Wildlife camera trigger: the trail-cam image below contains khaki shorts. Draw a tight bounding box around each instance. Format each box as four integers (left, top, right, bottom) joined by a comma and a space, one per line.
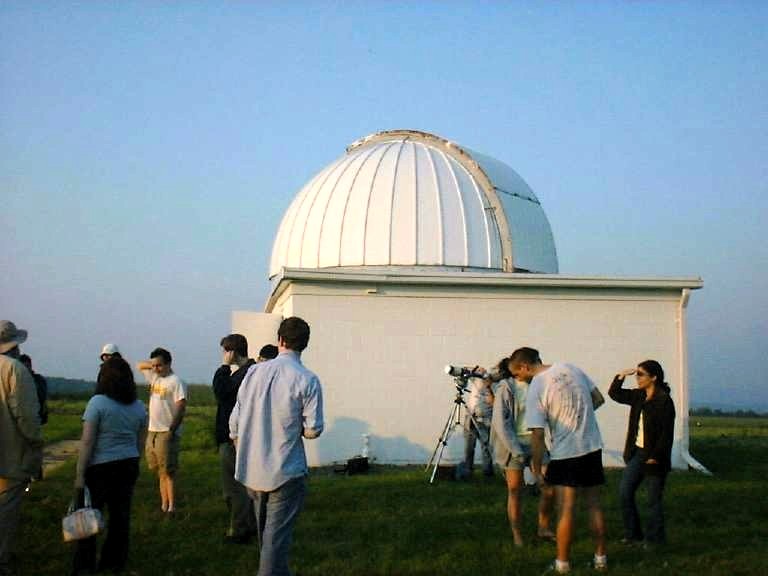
505, 444, 551, 471
146, 431, 180, 474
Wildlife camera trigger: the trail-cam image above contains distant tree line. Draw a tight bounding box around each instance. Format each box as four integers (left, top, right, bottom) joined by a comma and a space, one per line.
46, 377, 94, 398
690, 407, 766, 418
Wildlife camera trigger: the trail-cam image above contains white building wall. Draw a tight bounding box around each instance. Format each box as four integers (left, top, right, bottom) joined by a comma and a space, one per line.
231, 311, 283, 351
246, 277, 693, 469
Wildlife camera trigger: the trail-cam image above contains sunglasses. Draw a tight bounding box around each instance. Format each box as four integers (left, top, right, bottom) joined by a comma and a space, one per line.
636, 371, 649, 377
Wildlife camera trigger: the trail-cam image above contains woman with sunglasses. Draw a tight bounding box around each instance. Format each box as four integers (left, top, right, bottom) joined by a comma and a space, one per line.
609, 360, 675, 546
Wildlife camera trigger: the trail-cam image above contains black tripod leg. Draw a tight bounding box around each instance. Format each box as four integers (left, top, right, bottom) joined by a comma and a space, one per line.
428, 403, 461, 484
426, 402, 459, 471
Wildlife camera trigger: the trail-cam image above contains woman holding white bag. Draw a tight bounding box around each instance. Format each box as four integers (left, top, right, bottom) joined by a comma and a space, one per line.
72, 357, 147, 575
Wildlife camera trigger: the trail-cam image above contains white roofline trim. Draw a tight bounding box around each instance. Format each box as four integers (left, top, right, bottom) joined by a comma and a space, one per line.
265, 266, 703, 312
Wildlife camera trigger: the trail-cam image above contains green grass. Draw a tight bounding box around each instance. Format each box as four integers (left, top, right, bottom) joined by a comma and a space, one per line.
18, 404, 768, 575
43, 398, 89, 444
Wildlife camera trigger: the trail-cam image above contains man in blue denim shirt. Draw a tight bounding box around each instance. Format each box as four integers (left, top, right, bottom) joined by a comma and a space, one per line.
230, 317, 324, 576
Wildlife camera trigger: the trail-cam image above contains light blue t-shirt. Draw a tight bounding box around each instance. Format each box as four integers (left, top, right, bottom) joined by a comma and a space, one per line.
82, 395, 147, 466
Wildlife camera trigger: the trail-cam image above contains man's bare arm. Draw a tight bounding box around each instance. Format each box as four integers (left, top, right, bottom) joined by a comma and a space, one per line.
530, 428, 546, 482
169, 399, 187, 433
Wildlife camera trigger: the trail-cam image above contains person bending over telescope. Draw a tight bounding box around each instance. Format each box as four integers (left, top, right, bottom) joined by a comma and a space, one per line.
508, 347, 607, 574
459, 367, 495, 479
483, 356, 554, 547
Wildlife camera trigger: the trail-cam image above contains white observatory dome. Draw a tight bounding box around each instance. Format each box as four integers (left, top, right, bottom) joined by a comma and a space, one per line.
269, 130, 558, 278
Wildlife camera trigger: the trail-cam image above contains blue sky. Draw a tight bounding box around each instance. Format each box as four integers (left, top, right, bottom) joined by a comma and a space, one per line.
2, 2, 766, 409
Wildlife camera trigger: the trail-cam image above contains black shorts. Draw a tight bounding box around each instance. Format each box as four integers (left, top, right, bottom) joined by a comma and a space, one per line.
545, 449, 605, 487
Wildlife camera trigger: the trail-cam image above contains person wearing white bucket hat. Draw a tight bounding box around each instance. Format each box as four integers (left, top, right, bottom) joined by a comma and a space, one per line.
100, 344, 122, 363
0, 321, 43, 576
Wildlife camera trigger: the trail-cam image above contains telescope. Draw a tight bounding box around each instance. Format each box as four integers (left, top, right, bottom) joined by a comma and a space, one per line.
428, 365, 495, 483
444, 364, 506, 382
444, 364, 485, 380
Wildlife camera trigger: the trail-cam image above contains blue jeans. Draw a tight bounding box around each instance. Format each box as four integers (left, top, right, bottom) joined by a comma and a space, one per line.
619, 448, 667, 543
463, 417, 493, 476
249, 477, 306, 576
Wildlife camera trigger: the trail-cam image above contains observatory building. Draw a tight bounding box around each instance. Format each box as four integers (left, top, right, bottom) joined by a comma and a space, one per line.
234, 129, 704, 470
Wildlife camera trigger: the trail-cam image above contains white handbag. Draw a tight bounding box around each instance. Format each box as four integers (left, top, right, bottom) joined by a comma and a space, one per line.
62, 486, 104, 542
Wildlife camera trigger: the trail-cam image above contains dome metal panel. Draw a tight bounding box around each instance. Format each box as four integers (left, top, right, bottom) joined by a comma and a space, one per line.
269, 130, 558, 278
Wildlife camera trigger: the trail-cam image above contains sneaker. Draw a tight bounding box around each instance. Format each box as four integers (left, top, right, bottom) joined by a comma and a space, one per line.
542, 560, 571, 574
537, 529, 557, 542
223, 533, 252, 545
589, 558, 608, 572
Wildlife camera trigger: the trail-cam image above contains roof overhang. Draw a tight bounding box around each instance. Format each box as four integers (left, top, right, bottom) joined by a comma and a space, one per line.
265, 267, 703, 313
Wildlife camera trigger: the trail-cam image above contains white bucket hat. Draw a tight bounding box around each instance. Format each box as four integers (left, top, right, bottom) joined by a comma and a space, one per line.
100, 343, 120, 357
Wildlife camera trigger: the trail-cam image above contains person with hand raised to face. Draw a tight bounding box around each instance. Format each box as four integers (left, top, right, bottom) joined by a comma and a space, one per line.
609, 360, 675, 548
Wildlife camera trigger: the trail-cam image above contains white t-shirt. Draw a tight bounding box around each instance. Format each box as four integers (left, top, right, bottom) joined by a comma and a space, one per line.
636, 412, 645, 448
142, 371, 187, 434
525, 363, 602, 460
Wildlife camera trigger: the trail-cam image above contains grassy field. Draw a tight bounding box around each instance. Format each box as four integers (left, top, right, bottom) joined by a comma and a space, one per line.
17, 389, 768, 575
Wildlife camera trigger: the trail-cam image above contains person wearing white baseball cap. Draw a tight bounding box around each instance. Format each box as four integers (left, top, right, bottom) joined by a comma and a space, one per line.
0, 321, 43, 576
100, 344, 122, 363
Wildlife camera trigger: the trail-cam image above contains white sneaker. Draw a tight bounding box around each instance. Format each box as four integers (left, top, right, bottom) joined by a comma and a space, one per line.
543, 560, 571, 574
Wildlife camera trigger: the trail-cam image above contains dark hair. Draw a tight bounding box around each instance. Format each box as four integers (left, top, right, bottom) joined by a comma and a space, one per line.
277, 317, 310, 352
508, 347, 542, 366
638, 359, 670, 394
259, 344, 278, 360
96, 357, 137, 404
220, 334, 248, 357
19, 354, 32, 370
150, 347, 172, 365
496, 356, 512, 380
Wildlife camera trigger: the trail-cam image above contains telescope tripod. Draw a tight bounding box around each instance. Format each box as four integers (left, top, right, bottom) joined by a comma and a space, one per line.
426, 380, 492, 484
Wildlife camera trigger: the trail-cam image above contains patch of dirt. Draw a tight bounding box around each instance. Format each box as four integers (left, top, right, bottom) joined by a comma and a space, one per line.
42, 439, 80, 475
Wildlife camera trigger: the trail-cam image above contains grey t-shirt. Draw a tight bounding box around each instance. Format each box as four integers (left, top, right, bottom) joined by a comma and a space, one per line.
82, 395, 147, 465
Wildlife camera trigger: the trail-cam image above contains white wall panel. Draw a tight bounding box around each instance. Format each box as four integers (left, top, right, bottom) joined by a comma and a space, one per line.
249, 281, 687, 469
317, 151, 371, 268
430, 148, 466, 266
390, 142, 418, 265
363, 143, 399, 265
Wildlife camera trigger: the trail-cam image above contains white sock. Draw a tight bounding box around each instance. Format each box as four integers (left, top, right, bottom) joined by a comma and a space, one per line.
555, 559, 570, 573
594, 554, 608, 567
